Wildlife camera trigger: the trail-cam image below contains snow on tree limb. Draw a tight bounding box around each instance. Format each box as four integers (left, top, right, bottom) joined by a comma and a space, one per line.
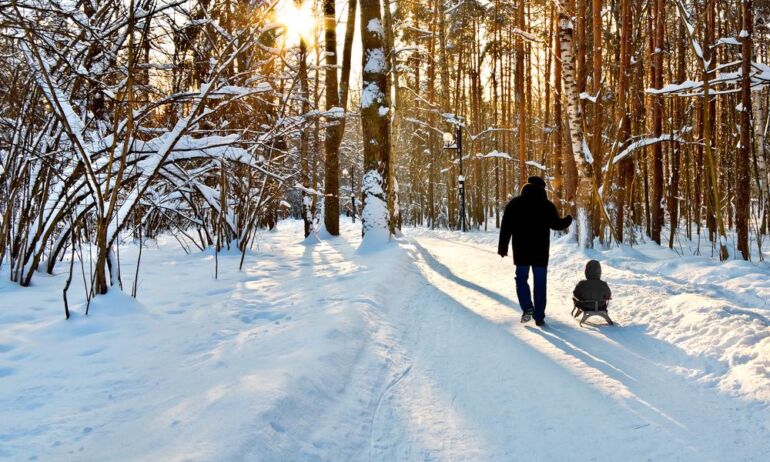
610, 134, 686, 166
647, 62, 770, 96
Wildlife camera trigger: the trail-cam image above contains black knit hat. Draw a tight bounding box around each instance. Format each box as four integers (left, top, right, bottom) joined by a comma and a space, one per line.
527, 176, 546, 188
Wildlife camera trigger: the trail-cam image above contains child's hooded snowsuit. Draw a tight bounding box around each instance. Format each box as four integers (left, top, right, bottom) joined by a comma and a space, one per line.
573, 260, 612, 306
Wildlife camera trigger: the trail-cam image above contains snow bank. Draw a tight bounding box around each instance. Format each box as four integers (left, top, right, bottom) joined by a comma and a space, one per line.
0, 220, 411, 460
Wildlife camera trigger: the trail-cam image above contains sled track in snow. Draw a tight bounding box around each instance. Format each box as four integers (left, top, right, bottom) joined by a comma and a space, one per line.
368, 364, 412, 461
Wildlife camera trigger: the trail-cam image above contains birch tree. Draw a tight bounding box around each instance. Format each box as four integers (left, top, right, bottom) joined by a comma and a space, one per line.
559, 13, 594, 248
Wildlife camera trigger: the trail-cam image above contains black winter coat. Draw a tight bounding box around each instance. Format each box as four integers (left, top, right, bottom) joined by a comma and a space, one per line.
573, 260, 612, 303
497, 184, 572, 267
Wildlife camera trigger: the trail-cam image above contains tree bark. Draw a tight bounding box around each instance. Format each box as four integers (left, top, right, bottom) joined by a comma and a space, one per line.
552, 4, 564, 212
736, 0, 753, 259
299, 37, 312, 238
669, 18, 686, 249
559, 14, 593, 248
516, 0, 527, 186
615, 0, 633, 243
650, 0, 664, 244
323, 0, 341, 236
359, 0, 391, 239
381, 0, 400, 233
591, 0, 603, 239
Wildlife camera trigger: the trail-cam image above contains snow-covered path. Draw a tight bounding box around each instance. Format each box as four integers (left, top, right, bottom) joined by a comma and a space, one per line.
2, 222, 769, 461
373, 233, 769, 460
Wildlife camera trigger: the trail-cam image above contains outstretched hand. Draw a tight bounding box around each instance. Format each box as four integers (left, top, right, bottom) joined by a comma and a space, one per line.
565, 214, 573, 226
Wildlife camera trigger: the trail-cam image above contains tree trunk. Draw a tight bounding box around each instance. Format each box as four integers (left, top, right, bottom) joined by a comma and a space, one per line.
427, 0, 438, 229
590, 0, 604, 241
359, 0, 391, 240
615, 0, 632, 243
551, 4, 564, 213
323, 0, 341, 236
559, 14, 594, 248
340, 0, 357, 110
650, 0, 664, 244
736, 0, 753, 259
668, 18, 686, 249
299, 37, 312, 238
701, 0, 728, 259
516, 0, 527, 186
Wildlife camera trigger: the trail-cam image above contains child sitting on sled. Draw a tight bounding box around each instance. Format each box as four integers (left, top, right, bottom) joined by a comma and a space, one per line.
572, 260, 614, 325
573, 260, 612, 307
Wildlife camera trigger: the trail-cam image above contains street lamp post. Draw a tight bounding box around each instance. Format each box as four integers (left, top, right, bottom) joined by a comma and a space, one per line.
342, 167, 357, 223
444, 123, 466, 232
457, 124, 465, 232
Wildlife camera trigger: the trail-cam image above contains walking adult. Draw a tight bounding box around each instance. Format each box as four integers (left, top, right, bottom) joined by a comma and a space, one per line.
498, 176, 572, 326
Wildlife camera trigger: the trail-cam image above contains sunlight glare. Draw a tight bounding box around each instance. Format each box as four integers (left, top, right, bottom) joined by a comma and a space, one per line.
276, 0, 314, 46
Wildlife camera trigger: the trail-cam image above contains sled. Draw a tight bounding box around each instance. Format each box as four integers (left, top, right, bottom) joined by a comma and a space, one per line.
572, 296, 614, 326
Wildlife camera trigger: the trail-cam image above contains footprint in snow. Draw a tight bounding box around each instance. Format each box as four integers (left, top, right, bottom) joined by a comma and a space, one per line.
77, 347, 104, 357
0, 367, 16, 377
205, 288, 230, 296
238, 311, 287, 324
269, 421, 285, 433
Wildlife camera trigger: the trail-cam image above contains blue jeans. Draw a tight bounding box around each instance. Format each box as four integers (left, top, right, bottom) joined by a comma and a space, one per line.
515, 266, 548, 321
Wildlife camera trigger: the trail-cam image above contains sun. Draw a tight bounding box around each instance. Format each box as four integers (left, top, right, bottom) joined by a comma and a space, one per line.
276, 0, 315, 46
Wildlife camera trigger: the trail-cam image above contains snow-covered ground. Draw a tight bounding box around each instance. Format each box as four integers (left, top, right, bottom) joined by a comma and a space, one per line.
1, 220, 769, 461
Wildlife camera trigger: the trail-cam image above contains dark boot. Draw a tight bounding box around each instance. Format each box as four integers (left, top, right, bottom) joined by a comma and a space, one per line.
520, 309, 533, 323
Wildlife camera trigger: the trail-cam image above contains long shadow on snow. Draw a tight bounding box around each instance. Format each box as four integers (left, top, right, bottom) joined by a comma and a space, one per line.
521, 318, 757, 448
411, 239, 710, 377
243, 239, 379, 461
401, 252, 724, 457
549, 245, 742, 377
410, 241, 662, 391
524, 324, 641, 383
413, 239, 729, 381
411, 240, 694, 384
406, 240, 758, 454
551, 316, 728, 382
411, 241, 516, 310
